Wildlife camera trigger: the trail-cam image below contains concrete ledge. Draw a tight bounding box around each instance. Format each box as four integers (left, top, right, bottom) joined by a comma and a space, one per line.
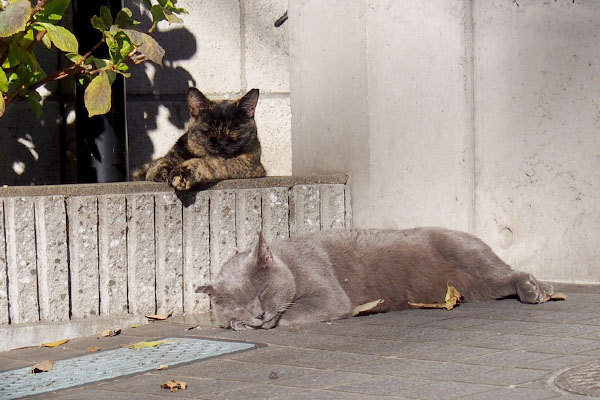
0, 176, 351, 351
0, 175, 347, 197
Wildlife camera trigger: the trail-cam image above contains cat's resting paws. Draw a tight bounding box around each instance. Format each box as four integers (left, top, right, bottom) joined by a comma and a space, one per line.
168, 168, 193, 191
516, 274, 554, 303
146, 165, 170, 182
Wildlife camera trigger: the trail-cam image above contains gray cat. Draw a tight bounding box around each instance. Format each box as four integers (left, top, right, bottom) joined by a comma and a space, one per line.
196, 228, 554, 330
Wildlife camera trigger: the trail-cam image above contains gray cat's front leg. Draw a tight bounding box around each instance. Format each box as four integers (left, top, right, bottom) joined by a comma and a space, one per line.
276, 295, 353, 327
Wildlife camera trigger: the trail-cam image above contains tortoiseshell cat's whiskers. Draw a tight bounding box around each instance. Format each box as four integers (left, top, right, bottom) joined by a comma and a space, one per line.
133, 87, 266, 189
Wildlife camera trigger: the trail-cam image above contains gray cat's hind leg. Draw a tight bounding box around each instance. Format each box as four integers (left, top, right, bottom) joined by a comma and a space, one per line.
515, 273, 554, 303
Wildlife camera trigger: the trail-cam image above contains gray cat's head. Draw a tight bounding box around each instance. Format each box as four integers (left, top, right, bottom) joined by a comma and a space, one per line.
196, 235, 295, 330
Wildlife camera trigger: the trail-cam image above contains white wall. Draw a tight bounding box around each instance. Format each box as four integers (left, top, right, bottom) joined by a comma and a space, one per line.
289, 0, 600, 283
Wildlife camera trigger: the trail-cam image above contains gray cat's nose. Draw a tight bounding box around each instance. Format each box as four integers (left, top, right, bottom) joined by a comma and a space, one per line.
256, 312, 265, 320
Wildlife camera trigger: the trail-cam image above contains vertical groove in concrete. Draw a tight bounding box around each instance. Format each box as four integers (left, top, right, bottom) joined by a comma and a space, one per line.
155, 194, 183, 315
5, 198, 39, 324
98, 196, 128, 317
209, 190, 237, 279
344, 185, 353, 228
320, 185, 346, 230
289, 185, 321, 237
34, 196, 69, 322
182, 192, 210, 314
235, 189, 262, 252
126, 194, 155, 315
261, 187, 290, 243
0, 200, 8, 325
465, 0, 477, 235
67, 196, 99, 319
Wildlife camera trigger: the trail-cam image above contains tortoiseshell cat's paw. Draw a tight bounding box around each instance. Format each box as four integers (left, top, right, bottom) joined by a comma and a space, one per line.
516, 274, 554, 304
168, 168, 194, 191
145, 165, 170, 182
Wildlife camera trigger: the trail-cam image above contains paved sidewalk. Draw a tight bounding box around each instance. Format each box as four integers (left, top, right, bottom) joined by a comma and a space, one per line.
1, 283, 599, 399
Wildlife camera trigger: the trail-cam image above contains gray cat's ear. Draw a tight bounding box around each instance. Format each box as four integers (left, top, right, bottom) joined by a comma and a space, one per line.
195, 284, 214, 296
256, 233, 273, 266
238, 89, 259, 118
188, 87, 211, 118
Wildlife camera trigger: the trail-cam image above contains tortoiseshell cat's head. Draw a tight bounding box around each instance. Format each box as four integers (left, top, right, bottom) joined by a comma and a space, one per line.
186, 88, 260, 157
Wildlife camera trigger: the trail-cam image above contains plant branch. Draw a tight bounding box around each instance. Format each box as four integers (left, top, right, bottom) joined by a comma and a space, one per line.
4, 39, 105, 107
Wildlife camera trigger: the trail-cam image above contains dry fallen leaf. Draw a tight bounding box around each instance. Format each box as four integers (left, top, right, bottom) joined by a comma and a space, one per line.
101, 328, 121, 337
157, 364, 169, 370
145, 312, 173, 321
161, 380, 187, 392
353, 299, 385, 316
87, 346, 101, 352
408, 283, 464, 311
41, 339, 69, 348
185, 325, 199, 331
126, 340, 170, 350
544, 292, 568, 302
31, 360, 54, 374
145, 311, 173, 320
130, 324, 140, 328
269, 371, 279, 379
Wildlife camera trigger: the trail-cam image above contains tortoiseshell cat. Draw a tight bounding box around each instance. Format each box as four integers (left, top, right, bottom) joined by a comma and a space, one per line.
133, 88, 266, 190
197, 228, 554, 330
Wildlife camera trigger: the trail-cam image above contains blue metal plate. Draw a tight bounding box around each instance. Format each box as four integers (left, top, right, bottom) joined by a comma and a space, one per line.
0, 337, 257, 399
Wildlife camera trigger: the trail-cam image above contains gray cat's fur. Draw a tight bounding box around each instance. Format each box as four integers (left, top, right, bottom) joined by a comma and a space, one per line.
196, 228, 553, 330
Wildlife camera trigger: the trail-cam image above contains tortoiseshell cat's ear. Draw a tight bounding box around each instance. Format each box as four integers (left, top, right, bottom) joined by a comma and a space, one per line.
187, 87, 211, 118
238, 88, 260, 118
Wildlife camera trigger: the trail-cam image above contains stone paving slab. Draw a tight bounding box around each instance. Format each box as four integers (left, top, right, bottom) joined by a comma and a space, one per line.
0, 285, 598, 399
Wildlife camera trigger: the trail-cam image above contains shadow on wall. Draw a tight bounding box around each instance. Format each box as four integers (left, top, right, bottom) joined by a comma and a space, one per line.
126, 26, 198, 177
0, 102, 62, 186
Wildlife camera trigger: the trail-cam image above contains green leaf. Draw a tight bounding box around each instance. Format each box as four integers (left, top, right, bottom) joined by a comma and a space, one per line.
121, 29, 165, 65
0, 0, 32, 38
0, 68, 8, 92
41, 31, 52, 48
150, 5, 166, 24
25, 90, 42, 118
65, 52, 83, 64
100, 5, 113, 27
115, 8, 138, 28
35, 0, 70, 23
84, 71, 111, 117
91, 15, 106, 32
0, 95, 5, 118
34, 22, 78, 53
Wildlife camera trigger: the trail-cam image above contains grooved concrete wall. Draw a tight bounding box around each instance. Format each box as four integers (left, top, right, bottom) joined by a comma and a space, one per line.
0, 177, 349, 342
290, 0, 600, 283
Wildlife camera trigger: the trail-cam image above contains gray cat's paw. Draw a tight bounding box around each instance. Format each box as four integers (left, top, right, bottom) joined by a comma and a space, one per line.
230, 321, 255, 331
516, 274, 554, 304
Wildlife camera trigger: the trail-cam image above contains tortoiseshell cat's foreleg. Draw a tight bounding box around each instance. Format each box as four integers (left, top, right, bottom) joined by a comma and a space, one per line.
140, 157, 181, 182
168, 153, 266, 190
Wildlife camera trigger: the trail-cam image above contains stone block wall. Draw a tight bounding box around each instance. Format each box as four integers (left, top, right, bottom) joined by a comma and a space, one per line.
0, 176, 349, 351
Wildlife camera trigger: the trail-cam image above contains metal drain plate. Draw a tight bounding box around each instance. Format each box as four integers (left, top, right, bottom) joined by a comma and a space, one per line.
553, 360, 600, 397
0, 337, 257, 399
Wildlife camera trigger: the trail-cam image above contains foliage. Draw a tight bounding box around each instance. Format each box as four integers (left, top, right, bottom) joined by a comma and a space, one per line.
0, 0, 186, 118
